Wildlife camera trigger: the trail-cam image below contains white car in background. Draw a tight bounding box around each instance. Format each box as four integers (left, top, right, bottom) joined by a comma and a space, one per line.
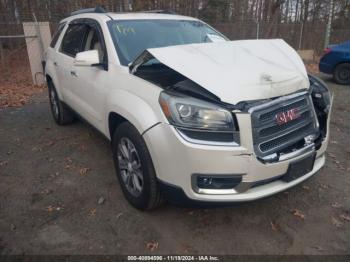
45, 7, 332, 210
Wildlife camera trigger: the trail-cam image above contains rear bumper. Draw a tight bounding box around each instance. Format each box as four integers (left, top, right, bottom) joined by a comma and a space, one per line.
319, 60, 334, 74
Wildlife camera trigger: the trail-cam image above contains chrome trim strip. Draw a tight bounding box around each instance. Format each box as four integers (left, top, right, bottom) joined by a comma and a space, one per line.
278, 143, 315, 161
176, 128, 240, 147
248, 91, 308, 113
197, 188, 239, 195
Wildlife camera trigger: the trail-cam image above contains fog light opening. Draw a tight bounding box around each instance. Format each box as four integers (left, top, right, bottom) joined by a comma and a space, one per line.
196, 175, 242, 190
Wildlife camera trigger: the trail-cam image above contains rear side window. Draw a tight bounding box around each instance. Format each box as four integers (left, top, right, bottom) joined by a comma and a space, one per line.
50, 22, 66, 48
60, 24, 88, 57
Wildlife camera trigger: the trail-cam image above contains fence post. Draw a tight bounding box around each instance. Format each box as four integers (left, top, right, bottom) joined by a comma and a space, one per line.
324, 0, 334, 48
298, 22, 304, 50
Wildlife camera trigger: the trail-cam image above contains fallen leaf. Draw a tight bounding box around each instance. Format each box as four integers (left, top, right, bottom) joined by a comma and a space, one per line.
311, 246, 324, 251
44, 141, 55, 147
0, 160, 8, 167
188, 210, 195, 215
79, 167, 90, 176
46, 206, 55, 212
328, 153, 336, 159
319, 183, 329, 189
292, 209, 305, 220
97, 196, 105, 205
338, 165, 345, 171
89, 208, 96, 216
79, 144, 87, 152
331, 202, 343, 209
270, 221, 279, 231
302, 185, 310, 190
332, 217, 343, 228
146, 241, 159, 252
340, 214, 350, 222
65, 157, 74, 169
41, 189, 52, 195
180, 243, 191, 253
46, 205, 63, 212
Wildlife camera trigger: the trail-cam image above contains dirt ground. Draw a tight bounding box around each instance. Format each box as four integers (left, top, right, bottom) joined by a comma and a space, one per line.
0, 75, 349, 255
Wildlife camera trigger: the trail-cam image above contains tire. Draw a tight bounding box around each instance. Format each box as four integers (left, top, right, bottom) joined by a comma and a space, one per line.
112, 122, 163, 210
47, 81, 75, 125
333, 63, 350, 85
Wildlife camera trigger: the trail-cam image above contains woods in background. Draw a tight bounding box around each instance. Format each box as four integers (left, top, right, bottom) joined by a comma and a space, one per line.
0, 0, 349, 53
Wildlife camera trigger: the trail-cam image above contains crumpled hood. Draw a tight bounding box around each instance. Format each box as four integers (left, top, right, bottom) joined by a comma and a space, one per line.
141, 39, 309, 104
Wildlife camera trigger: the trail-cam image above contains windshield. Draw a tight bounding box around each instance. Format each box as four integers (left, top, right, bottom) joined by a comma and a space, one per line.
107, 19, 227, 66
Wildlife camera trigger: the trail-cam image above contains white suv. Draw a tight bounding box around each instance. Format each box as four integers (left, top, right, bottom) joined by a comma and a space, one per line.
45, 7, 332, 210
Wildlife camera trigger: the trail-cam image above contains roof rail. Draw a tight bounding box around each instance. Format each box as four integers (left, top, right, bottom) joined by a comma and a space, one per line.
140, 10, 177, 15
70, 6, 107, 16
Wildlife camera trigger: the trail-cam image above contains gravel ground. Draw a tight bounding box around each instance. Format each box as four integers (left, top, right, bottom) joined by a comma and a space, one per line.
0, 75, 349, 255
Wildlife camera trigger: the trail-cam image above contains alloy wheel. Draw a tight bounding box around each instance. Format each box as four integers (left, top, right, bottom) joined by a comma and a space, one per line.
117, 137, 144, 197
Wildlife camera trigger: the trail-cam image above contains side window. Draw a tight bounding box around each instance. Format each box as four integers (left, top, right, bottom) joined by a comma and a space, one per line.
60, 24, 88, 57
50, 22, 66, 48
83, 27, 105, 62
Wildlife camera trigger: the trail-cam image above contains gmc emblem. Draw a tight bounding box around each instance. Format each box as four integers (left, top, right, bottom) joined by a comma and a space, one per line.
275, 108, 300, 125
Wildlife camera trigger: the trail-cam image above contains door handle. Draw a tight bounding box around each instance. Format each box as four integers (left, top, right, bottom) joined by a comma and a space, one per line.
70, 71, 77, 77
54, 62, 58, 67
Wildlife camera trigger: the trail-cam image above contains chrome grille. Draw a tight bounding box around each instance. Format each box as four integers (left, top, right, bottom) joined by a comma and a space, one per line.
250, 93, 319, 157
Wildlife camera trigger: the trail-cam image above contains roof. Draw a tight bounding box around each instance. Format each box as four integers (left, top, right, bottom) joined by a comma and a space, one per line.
107, 12, 198, 21
62, 12, 198, 23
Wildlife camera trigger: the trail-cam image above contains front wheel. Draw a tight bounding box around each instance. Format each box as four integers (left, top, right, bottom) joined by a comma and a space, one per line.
112, 122, 163, 210
333, 63, 350, 85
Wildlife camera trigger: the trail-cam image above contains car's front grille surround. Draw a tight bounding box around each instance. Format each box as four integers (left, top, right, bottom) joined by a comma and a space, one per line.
250, 92, 319, 158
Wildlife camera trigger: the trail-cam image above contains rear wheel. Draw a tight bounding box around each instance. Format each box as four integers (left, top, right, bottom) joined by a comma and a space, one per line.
48, 81, 75, 125
112, 122, 163, 210
333, 63, 350, 85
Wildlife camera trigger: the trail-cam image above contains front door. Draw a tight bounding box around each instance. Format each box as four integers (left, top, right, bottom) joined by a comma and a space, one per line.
69, 20, 110, 132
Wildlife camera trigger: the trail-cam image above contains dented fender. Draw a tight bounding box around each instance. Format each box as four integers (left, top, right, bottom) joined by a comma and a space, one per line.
104, 88, 162, 139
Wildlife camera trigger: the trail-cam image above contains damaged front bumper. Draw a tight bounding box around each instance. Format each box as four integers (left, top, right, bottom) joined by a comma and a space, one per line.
143, 122, 328, 203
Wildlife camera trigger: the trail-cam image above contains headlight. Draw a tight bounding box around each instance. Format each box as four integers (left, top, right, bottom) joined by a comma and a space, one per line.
159, 91, 239, 145
309, 75, 331, 114
309, 74, 332, 145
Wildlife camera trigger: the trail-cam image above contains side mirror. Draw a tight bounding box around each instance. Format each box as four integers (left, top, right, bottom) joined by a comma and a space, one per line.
74, 50, 100, 67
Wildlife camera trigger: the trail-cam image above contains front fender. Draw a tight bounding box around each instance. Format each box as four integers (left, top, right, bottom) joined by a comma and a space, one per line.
105, 89, 162, 139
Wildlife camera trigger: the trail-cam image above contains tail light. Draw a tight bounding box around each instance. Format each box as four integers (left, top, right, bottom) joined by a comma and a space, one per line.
323, 47, 332, 56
